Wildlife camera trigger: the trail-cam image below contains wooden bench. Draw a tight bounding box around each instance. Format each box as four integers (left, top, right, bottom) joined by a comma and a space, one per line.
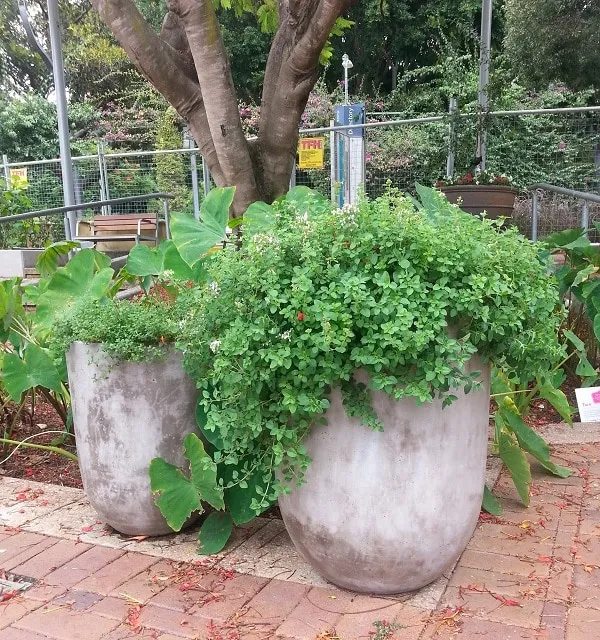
74, 214, 161, 246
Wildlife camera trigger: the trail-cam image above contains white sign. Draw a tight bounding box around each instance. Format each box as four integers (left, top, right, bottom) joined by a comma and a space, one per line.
575, 386, 600, 422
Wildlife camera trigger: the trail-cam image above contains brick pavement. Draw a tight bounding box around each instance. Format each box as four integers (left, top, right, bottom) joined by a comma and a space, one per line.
1, 442, 599, 639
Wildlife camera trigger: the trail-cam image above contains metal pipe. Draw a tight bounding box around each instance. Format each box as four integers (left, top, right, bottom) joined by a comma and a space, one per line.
162, 199, 171, 240
582, 199, 590, 232
202, 157, 211, 197
477, 0, 493, 171
47, 0, 76, 238
190, 147, 200, 220
2, 154, 10, 188
526, 183, 600, 204
446, 96, 458, 178
330, 118, 336, 204
0, 193, 175, 224
531, 191, 539, 242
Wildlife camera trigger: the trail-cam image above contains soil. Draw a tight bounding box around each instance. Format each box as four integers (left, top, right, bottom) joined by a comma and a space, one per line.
0, 376, 582, 490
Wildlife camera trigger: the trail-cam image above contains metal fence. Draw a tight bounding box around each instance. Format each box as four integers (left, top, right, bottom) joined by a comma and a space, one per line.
2, 106, 600, 244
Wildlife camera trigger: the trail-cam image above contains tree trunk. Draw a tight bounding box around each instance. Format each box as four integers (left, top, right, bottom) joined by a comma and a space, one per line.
92, 0, 353, 215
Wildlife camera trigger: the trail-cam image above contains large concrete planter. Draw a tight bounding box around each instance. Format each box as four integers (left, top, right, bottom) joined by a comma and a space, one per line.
66, 342, 198, 536
441, 185, 517, 220
278, 358, 490, 594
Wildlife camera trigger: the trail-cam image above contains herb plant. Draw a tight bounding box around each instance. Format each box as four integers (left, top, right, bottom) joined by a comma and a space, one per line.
146, 185, 568, 551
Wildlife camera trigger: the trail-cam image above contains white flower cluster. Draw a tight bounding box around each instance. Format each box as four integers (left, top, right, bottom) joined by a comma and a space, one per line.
208, 281, 221, 295
209, 339, 221, 353
252, 233, 281, 254
279, 330, 291, 341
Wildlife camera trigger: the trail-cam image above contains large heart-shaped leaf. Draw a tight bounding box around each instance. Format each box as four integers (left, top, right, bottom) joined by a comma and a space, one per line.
36, 241, 80, 278
170, 213, 227, 269
186, 433, 224, 511
243, 201, 276, 236
126, 240, 199, 281
149, 458, 202, 531
2, 344, 63, 401
543, 228, 590, 250
200, 187, 235, 231
224, 467, 273, 525
36, 250, 114, 328
197, 511, 233, 555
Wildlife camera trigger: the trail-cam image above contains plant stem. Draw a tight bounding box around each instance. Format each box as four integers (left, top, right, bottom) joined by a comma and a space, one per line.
0, 438, 77, 461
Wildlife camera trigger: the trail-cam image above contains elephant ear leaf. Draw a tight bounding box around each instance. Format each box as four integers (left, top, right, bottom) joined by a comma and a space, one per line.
2, 344, 62, 401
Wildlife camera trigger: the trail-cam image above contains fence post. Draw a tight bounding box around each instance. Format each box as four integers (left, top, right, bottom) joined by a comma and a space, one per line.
329, 119, 336, 204
531, 190, 539, 242
202, 157, 211, 197
189, 145, 201, 220
289, 159, 296, 189
98, 141, 111, 214
446, 96, 458, 178
2, 154, 10, 189
582, 199, 590, 235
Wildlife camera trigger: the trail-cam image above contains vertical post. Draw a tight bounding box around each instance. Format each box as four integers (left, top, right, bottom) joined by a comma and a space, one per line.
47, 0, 75, 239
289, 159, 296, 189
329, 119, 336, 204
2, 155, 10, 188
162, 199, 171, 239
531, 190, 539, 242
582, 199, 590, 235
477, 0, 492, 171
190, 147, 201, 220
202, 157, 211, 197
98, 141, 110, 214
446, 96, 458, 178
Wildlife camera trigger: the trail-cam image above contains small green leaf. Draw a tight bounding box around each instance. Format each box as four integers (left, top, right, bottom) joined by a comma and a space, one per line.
498, 431, 531, 506
482, 485, 503, 516
149, 458, 202, 532
197, 511, 233, 555
196, 401, 225, 450
576, 354, 597, 378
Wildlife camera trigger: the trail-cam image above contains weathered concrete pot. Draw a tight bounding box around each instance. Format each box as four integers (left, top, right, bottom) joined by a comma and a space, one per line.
67, 342, 198, 536
278, 358, 490, 594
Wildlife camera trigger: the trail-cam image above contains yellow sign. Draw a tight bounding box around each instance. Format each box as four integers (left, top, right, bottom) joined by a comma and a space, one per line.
298, 138, 325, 169
9, 167, 28, 187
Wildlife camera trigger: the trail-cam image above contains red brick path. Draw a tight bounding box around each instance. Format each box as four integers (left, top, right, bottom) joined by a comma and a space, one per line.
1, 443, 599, 639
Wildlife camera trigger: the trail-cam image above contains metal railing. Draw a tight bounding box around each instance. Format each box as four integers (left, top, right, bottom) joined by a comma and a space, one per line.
528, 184, 600, 242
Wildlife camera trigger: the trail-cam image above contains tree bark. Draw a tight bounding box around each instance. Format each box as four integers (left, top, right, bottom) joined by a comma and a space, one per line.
93, 0, 353, 214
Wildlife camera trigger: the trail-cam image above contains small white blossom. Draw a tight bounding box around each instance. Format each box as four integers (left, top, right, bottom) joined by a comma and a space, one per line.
210, 339, 221, 353
280, 330, 291, 341
208, 281, 220, 295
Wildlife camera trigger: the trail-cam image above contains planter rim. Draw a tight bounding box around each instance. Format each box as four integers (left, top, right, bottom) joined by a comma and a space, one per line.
440, 184, 519, 194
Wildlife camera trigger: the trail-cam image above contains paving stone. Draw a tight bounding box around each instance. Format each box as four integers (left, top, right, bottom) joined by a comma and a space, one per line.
458, 549, 551, 577
334, 602, 428, 640
53, 589, 104, 611
448, 566, 541, 598
546, 563, 574, 604
44, 545, 125, 587
0, 531, 58, 568
421, 616, 540, 639
440, 585, 543, 628
190, 573, 269, 621
579, 510, 600, 536
571, 565, 600, 610
89, 596, 131, 621
14, 605, 120, 640
138, 604, 209, 638
0, 597, 43, 630
73, 551, 157, 595
10, 539, 91, 578
468, 532, 554, 557
566, 606, 600, 640
0, 629, 50, 640
570, 536, 600, 567
22, 583, 68, 603
238, 577, 308, 623
274, 592, 343, 640
542, 602, 568, 630
108, 559, 173, 603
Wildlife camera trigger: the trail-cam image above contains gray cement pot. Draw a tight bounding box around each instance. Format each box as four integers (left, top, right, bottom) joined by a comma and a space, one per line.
278, 358, 490, 594
67, 342, 198, 536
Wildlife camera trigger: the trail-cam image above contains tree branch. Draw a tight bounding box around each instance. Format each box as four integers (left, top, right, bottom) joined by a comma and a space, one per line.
174, 0, 260, 213
92, 0, 224, 185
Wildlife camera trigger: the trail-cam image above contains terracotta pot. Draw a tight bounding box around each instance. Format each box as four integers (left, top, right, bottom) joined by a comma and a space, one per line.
441, 185, 518, 220
278, 358, 491, 594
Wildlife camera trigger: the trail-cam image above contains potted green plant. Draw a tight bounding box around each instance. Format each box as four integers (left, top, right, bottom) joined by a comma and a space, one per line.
435, 171, 518, 220
147, 185, 568, 594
